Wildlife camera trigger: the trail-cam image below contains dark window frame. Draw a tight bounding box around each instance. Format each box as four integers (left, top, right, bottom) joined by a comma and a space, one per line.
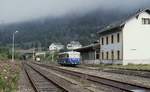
142, 18, 150, 24
102, 37, 104, 45
106, 51, 109, 60
117, 33, 120, 43
111, 50, 114, 60
96, 50, 100, 59
102, 52, 104, 60
111, 35, 114, 44
117, 50, 120, 60
106, 36, 109, 45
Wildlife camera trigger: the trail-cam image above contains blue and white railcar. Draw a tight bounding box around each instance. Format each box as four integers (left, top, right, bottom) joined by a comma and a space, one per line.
58, 51, 80, 66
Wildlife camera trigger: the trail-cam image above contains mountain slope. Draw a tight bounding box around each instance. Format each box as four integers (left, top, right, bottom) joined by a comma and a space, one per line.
0, 8, 139, 49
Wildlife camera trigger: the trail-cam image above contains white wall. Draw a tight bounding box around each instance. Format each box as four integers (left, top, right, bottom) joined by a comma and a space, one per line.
49, 44, 56, 51
123, 12, 150, 65
49, 44, 64, 51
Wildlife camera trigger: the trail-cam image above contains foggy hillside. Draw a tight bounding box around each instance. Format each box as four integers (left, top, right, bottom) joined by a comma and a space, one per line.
0, 8, 146, 49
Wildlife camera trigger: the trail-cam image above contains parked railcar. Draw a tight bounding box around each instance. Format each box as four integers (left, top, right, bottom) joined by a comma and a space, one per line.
57, 51, 80, 66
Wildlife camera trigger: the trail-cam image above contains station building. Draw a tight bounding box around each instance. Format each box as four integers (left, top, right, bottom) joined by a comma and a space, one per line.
74, 43, 100, 64
98, 9, 150, 65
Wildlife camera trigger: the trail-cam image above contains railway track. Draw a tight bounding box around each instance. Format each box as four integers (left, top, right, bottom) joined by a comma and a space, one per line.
24, 63, 67, 92
78, 65, 150, 79
34, 62, 150, 92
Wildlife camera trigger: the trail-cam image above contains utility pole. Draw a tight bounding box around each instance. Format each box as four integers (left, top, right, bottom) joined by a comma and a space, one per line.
12, 30, 18, 62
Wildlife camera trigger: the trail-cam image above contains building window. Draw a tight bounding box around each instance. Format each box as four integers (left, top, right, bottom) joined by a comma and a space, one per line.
142, 18, 150, 24
117, 50, 120, 60
96, 51, 100, 59
106, 36, 109, 44
117, 33, 120, 43
111, 50, 114, 60
111, 35, 114, 44
101, 37, 104, 45
106, 52, 109, 60
102, 52, 104, 60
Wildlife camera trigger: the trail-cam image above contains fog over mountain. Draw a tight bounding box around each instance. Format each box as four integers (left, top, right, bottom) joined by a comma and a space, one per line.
0, 0, 150, 24
0, 1, 150, 49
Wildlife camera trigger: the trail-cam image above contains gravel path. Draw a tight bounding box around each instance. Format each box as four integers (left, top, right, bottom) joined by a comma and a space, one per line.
17, 67, 34, 92
59, 66, 150, 88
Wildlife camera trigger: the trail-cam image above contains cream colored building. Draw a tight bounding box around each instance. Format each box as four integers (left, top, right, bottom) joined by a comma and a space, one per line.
98, 9, 150, 65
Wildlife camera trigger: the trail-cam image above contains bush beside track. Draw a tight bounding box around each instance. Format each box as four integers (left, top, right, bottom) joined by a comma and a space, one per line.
0, 61, 20, 92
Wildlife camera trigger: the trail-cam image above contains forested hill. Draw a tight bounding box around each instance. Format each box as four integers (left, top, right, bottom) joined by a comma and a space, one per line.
0, 8, 136, 49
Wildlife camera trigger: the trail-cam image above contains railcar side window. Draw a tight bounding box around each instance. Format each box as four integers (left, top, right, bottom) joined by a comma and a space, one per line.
67, 54, 69, 58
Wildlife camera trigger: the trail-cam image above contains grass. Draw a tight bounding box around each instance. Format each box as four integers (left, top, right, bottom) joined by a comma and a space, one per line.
0, 61, 20, 92
81, 64, 150, 71
107, 64, 150, 71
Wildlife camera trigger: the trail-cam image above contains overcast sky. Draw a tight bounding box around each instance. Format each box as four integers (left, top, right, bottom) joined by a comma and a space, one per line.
0, 0, 150, 24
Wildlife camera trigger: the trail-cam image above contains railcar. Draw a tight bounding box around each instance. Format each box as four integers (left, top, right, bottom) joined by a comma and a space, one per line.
57, 51, 80, 66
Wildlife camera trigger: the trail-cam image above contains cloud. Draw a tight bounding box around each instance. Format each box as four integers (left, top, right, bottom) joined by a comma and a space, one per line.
0, 0, 149, 23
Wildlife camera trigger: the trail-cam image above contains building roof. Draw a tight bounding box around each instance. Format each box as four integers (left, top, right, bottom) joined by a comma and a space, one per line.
74, 43, 100, 52
98, 8, 150, 34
